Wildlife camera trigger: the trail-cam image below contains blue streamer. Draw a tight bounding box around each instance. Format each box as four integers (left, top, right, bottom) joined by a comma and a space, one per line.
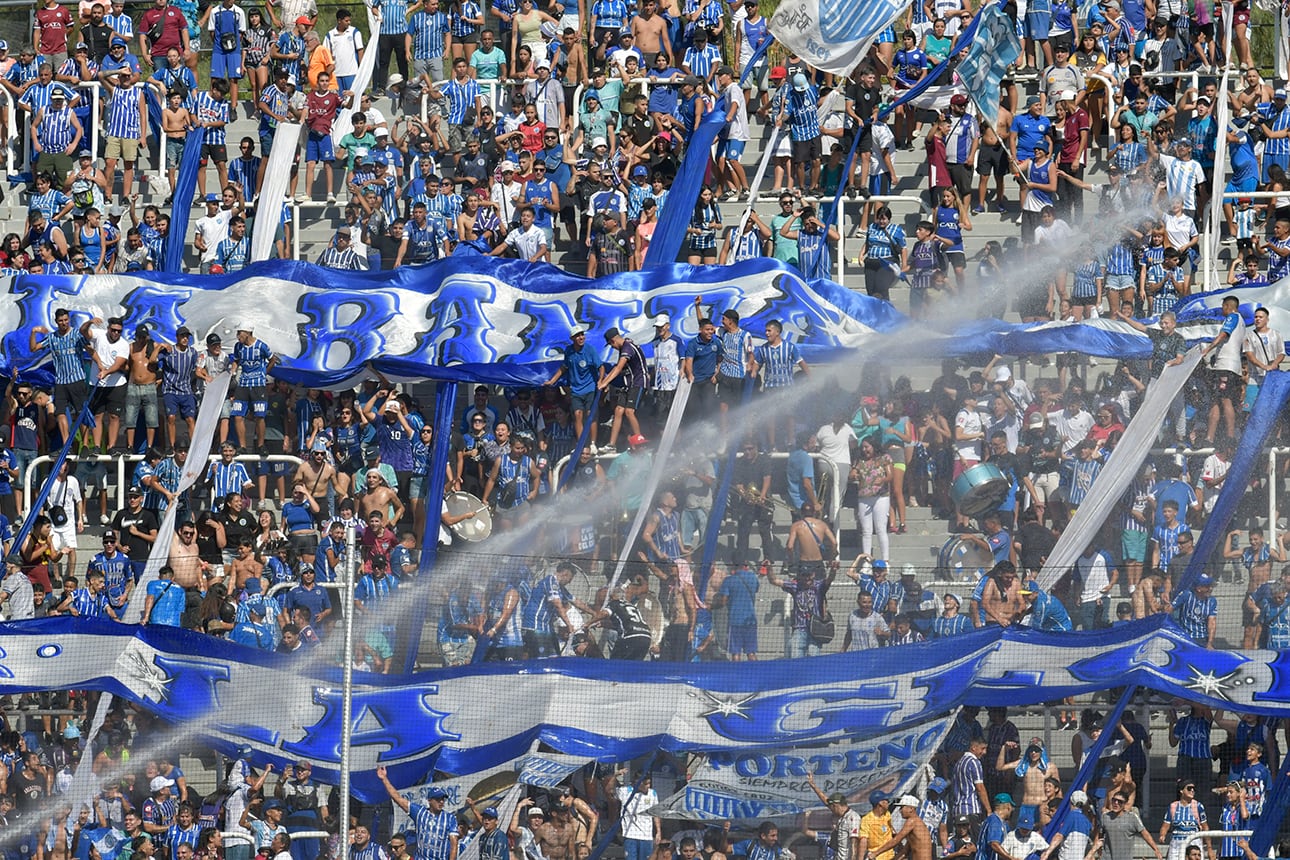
163, 128, 207, 273
876, 12, 981, 123
405, 383, 460, 672
1249, 740, 1290, 854
1179, 371, 1290, 595
558, 389, 602, 489
1041, 685, 1137, 840
642, 104, 731, 268
696, 376, 754, 601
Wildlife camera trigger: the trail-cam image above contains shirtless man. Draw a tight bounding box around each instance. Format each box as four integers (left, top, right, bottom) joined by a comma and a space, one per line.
997, 740, 1060, 822
539, 804, 581, 860
294, 444, 346, 508
161, 89, 193, 194
167, 519, 206, 587
41, 804, 78, 860
871, 797, 931, 860
126, 325, 162, 451
1132, 571, 1169, 619
981, 561, 1024, 627
785, 501, 837, 571
630, 0, 672, 65
228, 537, 263, 591
359, 469, 405, 525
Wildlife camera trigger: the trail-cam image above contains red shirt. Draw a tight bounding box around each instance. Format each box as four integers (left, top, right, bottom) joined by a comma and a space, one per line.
520, 120, 545, 153
140, 5, 188, 57
306, 90, 341, 134
35, 4, 71, 56
1060, 108, 1091, 167
925, 134, 951, 190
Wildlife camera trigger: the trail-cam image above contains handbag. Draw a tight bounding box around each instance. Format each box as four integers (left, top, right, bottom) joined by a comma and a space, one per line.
809, 610, 835, 643
48, 481, 69, 528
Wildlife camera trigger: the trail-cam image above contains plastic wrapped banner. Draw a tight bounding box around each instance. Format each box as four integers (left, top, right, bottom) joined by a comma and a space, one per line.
650, 713, 955, 820
1038, 346, 1204, 589
251, 122, 303, 262
1, 617, 1289, 799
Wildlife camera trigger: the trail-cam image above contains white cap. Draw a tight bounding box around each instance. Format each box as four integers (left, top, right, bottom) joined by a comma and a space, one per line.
1069, 790, 1089, 806
591, 136, 608, 148
653, 314, 670, 327
500, 160, 518, 172
993, 366, 1010, 382
1058, 89, 1076, 101
236, 323, 253, 333
375, 127, 390, 137
897, 795, 920, 809
388, 73, 404, 85
150, 776, 175, 792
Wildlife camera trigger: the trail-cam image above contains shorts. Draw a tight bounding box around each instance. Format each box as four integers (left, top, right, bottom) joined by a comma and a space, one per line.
1025, 10, 1051, 37
439, 637, 474, 666
1226, 174, 1257, 195
1209, 369, 1241, 403
409, 474, 429, 500
1031, 470, 1061, 504
91, 384, 127, 418
447, 123, 473, 151
717, 137, 746, 160
946, 249, 966, 271
1243, 600, 1259, 627
259, 131, 275, 158
54, 380, 89, 415
231, 385, 268, 418
201, 142, 228, 164
288, 530, 319, 557
948, 162, 974, 197
124, 382, 160, 427
166, 137, 185, 169
163, 392, 197, 418
607, 387, 644, 411
1122, 528, 1148, 563
868, 173, 891, 196
977, 143, 1008, 178
306, 130, 334, 162
1072, 293, 1098, 306
717, 373, 748, 406
1105, 272, 1135, 292
455, 30, 478, 43
727, 623, 758, 655
792, 136, 821, 164
210, 47, 244, 80
1235, 7, 1250, 26
105, 135, 140, 162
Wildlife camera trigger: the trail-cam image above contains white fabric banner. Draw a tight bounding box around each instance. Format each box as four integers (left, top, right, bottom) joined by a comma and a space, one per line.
649, 713, 955, 820
251, 123, 304, 263
1037, 346, 1204, 588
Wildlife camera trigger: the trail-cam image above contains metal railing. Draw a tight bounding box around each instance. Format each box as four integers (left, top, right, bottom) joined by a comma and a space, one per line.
837, 194, 937, 282
6, 79, 103, 185
21, 453, 305, 517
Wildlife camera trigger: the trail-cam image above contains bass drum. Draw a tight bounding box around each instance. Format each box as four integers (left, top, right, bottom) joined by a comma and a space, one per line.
446, 491, 492, 541
937, 534, 995, 582
950, 462, 1010, 518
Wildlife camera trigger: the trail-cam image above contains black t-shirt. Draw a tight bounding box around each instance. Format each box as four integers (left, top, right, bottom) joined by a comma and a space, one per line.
607, 598, 651, 639
82, 21, 113, 61
112, 507, 160, 560
623, 113, 657, 147
1016, 521, 1056, 571
220, 508, 255, 546
732, 453, 771, 493
850, 83, 881, 126
1022, 427, 1061, 473
374, 233, 402, 270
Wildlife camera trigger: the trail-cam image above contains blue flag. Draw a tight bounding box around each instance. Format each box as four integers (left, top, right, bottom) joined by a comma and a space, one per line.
955, 3, 1021, 126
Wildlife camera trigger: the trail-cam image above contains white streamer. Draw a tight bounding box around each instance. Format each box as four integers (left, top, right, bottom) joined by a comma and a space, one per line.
251, 124, 305, 263
1037, 346, 1204, 588
331, 6, 382, 148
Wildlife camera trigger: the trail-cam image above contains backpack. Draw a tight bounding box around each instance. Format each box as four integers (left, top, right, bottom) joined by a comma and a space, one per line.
71, 178, 95, 209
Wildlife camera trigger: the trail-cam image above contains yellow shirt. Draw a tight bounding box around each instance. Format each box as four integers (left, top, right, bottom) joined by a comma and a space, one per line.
860, 811, 893, 860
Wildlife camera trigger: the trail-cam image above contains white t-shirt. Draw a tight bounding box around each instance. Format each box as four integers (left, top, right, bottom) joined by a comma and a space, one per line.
505, 224, 547, 260
817, 422, 857, 468
1, 570, 33, 620
48, 475, 82, 531
1049, 408, 1093, 455
723, 82, 749, 142
1246, 326, 1284, 381
92, 329, 131, 387
954, 408, 983, 462
1074, 550, 1113, 603
1212, 311, 1247, 374
325, 25, 365, 77
617, 785, 658, 841
1199, 453, 1230, 513
195, 210, 233, 264
1163, 211, 1197, 251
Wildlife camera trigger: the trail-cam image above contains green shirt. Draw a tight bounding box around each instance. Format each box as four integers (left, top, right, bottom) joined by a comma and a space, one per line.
470, 46, 508, 79
338, 131, 377, 170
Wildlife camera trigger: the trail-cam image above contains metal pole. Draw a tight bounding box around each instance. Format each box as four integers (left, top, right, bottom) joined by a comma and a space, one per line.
1272, 449, 1280, 549
339, 523, 358, 851
1204, 1, 1236, 292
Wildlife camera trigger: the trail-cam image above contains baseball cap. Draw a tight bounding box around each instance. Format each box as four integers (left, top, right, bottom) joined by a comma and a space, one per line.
603, 327, 622, 342
993, 793, 1015, 805
955, 816, 972, 826
633, 165, 649, 177
1197, 95, 1212, 105
683, 74, 701, 86
102, 530, 118, 542
897, 795, 920, 809
592, 136, 608, 148
950, 93, 968, 107
826, 792, 847, 805
176, 326, 191, 337
375, 127, 390, 137
585, 88, 601, 102
1026, 95, 1041, 106
481, 807, 499, 819
536, 59, 551, 70
126, 486, 143, 497
1069, 790, 1089, 806
426, 787, 448, 799
49, 88, 66, 100
311, 438, 329, 452
868, 790, 889, 806
206, 193, 219, 203
110, 35, 127, 47
285, 73, 297, 86
1033, 139, 1050, 152
295, 14, 311, 24
653, 313, 670, 327
207, 332, 222, 344
150, 776, 175, 792
527, 806, 546, 818
792, 72, 809, 92
717, 65, 734, 77
63, 724, 80, 739
770, 65, 787, 80
1276, 88, 1286, 99
1017, 813, 1035, 831
928, 778, 949, 794
1027, 412, 1044, 427
0, 41, 8, 51
500, 160, 518, 172
1195, 573, 1214, 587
872, 559, 888, 570
236, 323, 253, 333
628, 434, 648, 446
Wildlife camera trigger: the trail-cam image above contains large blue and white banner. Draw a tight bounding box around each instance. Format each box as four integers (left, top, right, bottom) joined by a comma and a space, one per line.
2, 618, 1290, 800
651, 715, 955, 820
769, 0, 910, 74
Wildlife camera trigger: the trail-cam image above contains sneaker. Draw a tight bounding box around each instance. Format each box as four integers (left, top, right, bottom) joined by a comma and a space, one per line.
598, 444, 616, 454
294, 193, 308, 204
997, 200, 1010, 212
898, 524, 907, 534
327, 193, 336, 204
908, 498, 919, 507
100, 514, 110, 526
1222, 235, 1235, 244
971, 205, 985, 215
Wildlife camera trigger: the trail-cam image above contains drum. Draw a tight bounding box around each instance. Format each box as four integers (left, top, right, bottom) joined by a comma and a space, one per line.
950, 462, 1010, 517
551, 514, 597, 557
938, 535, 994, 581
446, 491, 493, 541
